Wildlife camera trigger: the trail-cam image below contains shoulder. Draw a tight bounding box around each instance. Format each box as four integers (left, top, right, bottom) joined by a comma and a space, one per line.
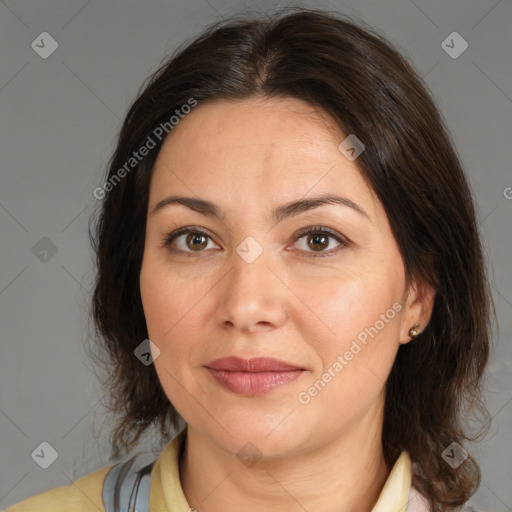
4, 463, 115, 512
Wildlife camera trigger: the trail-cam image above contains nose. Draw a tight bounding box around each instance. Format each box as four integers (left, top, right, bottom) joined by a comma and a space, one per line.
215, 246, 288, 334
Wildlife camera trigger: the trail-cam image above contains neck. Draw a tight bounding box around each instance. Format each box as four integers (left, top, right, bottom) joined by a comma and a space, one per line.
179, 401, 392, 512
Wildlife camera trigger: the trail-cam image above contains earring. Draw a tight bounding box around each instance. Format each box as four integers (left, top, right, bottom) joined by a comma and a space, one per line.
408, 323, 421, 338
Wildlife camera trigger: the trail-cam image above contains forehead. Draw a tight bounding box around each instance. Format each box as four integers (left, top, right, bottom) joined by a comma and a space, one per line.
155, 96, 343, 167
149, 96, 379, 223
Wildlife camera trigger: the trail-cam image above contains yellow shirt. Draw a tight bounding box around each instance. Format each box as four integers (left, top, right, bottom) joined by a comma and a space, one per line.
6, 427, 428, 511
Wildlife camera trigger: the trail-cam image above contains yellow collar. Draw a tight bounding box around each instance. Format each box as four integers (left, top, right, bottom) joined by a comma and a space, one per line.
152, 427, 413, 511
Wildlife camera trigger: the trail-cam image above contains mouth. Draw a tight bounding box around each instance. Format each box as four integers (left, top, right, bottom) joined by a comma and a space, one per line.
204, 356, 306, 397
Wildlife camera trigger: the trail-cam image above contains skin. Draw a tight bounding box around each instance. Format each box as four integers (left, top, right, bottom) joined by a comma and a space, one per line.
139, 96, 435, 512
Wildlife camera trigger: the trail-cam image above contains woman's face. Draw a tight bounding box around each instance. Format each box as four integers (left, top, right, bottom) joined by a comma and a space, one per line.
140, 96, 432, 457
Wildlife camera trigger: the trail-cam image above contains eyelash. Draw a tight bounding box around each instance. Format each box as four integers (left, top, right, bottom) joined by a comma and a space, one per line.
161, 225, 349, 258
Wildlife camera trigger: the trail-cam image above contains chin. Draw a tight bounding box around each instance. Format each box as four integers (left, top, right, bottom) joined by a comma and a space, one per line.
206, 417, 313, 460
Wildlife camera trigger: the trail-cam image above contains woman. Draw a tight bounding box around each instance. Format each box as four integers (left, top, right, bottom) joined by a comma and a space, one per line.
7, 7, 494, 512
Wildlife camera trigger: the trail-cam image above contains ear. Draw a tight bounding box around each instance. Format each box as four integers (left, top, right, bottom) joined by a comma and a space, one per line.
399, 278, 436, 345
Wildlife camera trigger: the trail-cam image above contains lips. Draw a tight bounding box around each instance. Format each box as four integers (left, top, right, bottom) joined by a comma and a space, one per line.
204, 357, 306, 396
205, 356, 304, 372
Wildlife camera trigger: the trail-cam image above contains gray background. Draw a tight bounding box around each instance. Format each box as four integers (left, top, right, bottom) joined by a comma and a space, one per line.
0, 0, 511, 510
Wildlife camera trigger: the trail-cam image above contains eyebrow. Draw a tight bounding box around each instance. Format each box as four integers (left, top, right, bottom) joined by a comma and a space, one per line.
151, 194, 371, 223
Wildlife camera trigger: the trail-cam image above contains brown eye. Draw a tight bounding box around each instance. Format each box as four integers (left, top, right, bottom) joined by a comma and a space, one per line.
163, 227, 218, 256
293, 227, 348, 258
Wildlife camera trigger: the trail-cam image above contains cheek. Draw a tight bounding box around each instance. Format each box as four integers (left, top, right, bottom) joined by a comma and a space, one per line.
294, 277, 400, 419
140, 256, 191, 345
140, 256, 210, 386
294, 268, 401, 345
139, 263, 195, 402
291, 267, 403, 404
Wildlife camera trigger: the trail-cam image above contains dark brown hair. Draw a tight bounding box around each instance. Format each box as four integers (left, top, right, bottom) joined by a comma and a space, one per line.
87, 7, 496, 511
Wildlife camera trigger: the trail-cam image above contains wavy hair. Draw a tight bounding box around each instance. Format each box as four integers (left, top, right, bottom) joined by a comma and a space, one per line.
87, 7, 496, 511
